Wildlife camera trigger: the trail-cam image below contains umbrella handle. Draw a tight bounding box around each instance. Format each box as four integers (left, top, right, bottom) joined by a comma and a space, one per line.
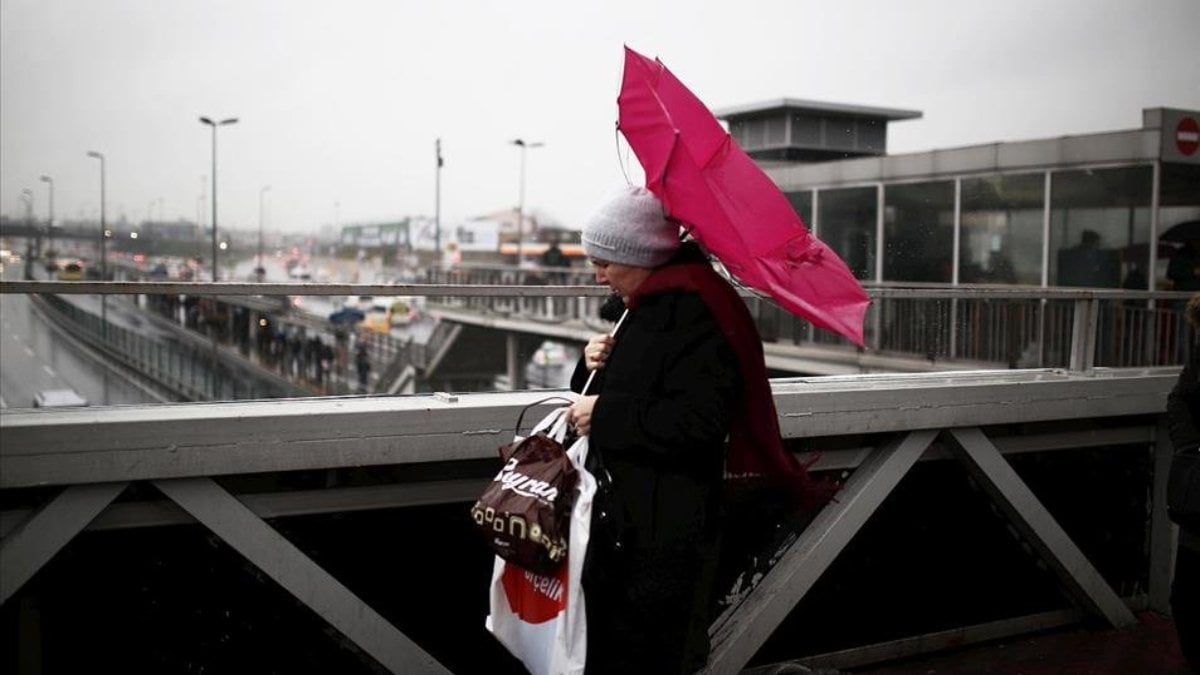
615, 123, 635, 187
580, 308, 629, 396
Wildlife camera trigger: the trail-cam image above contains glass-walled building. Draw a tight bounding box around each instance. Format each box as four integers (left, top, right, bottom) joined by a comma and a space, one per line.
723, 101, 1200, 291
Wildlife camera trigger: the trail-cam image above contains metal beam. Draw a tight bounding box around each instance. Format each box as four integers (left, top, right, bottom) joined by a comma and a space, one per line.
945, 427, 1136, 627
0, 426, 1154, 536
153, 477, 450, 674
705, 430, 937, 675
0, 479, 488, 536
0, 280, 612, 297
1, 370, 1175, 490
431, 306, 594, 344
0, 279, 1180, 302
0, 482, 128, 605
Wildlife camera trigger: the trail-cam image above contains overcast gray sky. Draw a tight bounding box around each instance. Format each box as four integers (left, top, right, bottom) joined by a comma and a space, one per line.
2, 0, 1198, 234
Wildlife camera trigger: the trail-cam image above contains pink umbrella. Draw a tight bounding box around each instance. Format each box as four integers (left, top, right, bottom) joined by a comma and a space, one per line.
617, 46, 870, 346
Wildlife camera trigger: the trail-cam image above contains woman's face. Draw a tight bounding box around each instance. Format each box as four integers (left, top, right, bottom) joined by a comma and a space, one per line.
590, 258, 652, 300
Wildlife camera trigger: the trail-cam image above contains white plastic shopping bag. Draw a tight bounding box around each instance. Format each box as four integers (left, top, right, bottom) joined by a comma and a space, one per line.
486, 407, 595, 675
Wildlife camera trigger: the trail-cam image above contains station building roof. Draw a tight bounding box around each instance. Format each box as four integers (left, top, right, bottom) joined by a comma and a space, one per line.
753, 106, 1199, 190
714, 98, 923, 163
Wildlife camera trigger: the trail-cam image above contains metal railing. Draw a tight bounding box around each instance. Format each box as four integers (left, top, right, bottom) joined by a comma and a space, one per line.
419, 267, 1192, 370
4, 278, 1192, 376
36, 293, 306, 401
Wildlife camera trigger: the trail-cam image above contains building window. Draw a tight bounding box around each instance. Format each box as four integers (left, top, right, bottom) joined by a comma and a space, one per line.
960, 173, 1044, 285
792, 115, 821, 145
1050, 166, 1152, 288
817, 186, 877, 280
884, 181, 954, 283
785, 190, 813, 230
1159, 163, 1200, 292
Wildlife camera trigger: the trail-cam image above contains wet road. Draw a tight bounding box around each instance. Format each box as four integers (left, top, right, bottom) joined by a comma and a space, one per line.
0, 264, 161, 409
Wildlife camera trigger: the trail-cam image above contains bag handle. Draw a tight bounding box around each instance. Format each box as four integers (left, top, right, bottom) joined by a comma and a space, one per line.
513, 396, 575, 437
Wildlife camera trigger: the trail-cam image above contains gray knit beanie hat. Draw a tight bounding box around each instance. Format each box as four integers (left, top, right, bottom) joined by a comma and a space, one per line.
582, 186, 680, 268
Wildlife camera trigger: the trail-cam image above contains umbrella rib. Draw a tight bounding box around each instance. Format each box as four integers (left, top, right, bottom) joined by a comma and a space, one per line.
699, 134, 732, 170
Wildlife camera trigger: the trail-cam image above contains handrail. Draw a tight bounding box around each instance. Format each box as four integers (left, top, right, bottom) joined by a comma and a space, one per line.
0, 279, 1188, 301
0, 368, 1174, 490
4, 280, 1192, 373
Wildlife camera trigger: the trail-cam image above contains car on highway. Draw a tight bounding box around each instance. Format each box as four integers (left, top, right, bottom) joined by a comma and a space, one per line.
57, 260, 85, 281
358, 296, 419, 334
33, 388, 89, 408
361, 298, 392, 334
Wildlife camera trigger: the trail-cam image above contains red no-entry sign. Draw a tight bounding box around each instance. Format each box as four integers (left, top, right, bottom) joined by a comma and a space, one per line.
1177, 116, 1200, 156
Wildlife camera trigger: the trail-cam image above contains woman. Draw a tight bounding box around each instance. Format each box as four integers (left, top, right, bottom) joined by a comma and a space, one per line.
567, 186, 818, 674
1168, 294, 1200, 670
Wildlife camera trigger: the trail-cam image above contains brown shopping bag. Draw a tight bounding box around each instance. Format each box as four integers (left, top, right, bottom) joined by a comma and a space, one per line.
471, 404, 578, 576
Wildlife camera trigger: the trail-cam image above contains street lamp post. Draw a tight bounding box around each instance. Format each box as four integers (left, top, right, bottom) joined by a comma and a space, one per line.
199, 116, 237, 399
509, 138, 544, 266
257, 185, 271, 281
86, 150, 108, 336
39, 175, 54, 258
20, 188, 33, 227
435, 138, 443, 262
199, 116, 238, 282
19, 189, 33, 278
197, 175, 207, 257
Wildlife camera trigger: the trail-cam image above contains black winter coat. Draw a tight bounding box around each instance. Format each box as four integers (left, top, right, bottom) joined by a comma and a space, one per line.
1168, 344, 1200, 540
1169, 347, 1200, 454
571, 289, 740, 674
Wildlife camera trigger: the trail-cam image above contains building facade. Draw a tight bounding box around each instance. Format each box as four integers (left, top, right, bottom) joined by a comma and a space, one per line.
722, 102, 1200, 290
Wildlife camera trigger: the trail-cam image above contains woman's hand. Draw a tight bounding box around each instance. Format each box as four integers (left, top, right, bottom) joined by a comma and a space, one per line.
569, 395, 597, 436
584, 335, 614, 372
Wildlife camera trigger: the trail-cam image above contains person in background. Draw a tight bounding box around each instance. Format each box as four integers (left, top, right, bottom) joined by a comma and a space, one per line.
567, 186, 827, 674
355, 342, 371, 392
540, 235, 570, 268
1167, 293, 1200, 671
1058, 229, 1120, 288
1168, 239, 1200, 292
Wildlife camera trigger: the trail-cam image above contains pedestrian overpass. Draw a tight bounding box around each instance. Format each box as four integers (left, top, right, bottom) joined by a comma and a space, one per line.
0, 277, 1190, 673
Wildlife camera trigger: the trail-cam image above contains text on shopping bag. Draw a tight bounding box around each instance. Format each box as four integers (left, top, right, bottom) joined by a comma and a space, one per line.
471, 431, 579, 574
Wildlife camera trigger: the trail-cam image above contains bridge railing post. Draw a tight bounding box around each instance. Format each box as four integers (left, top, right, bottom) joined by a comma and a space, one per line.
1068, 297, 1099, 372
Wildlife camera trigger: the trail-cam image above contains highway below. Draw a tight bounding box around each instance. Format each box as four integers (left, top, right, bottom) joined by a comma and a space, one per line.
0, 263, 162, 409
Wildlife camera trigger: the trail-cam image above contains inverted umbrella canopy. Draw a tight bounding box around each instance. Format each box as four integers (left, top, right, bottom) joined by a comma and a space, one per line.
617, 47, 869, 346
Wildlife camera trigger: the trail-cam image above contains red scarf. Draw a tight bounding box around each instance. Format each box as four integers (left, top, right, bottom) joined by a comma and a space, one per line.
628, 262, 834, 506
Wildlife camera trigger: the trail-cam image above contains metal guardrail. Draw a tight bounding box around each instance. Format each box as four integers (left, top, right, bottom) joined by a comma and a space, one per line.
3, 278, 1192, 372
35, 294, 306, 401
